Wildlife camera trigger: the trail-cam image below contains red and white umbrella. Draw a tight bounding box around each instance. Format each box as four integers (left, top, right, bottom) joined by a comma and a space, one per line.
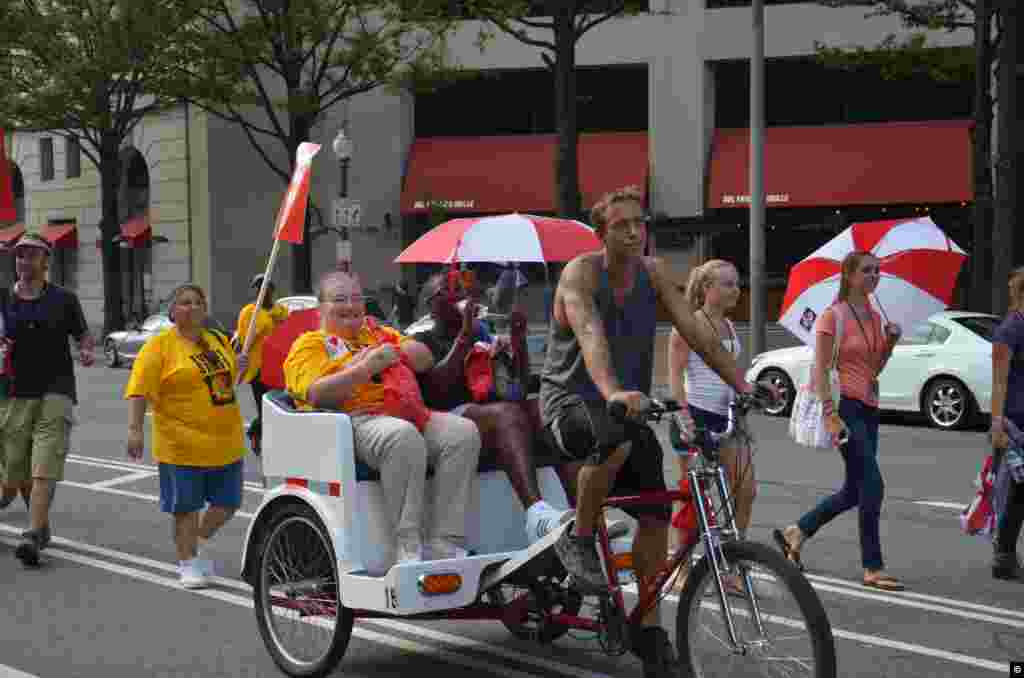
779, 216, 967, 344
394, 213, 601, 264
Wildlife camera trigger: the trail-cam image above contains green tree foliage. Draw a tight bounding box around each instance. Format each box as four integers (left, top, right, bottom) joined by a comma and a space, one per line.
0, 0, 208, 334
175, 0, 470, 292
465, 0, 650, 220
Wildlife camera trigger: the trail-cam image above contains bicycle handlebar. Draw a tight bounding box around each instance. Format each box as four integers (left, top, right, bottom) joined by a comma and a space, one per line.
607, 382, 777, 455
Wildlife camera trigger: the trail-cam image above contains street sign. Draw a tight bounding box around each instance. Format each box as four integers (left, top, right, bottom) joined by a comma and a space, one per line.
332, 198, 362, 229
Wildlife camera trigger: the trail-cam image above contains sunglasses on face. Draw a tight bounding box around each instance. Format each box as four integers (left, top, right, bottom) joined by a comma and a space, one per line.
325, 294, 364, 304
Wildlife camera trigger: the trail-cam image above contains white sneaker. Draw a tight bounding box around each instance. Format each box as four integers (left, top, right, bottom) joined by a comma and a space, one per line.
426, 538, 468, 561
525, 501, 575, 544
194, 539, 215, 577
396, 536, 423, 564
179, 559, 209, 589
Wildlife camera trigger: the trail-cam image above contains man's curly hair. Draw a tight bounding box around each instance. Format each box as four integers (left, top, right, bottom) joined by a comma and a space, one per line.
590, 185, 644, 238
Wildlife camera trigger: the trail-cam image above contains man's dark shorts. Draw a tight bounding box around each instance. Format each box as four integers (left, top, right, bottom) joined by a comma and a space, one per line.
542, 398, 670, 522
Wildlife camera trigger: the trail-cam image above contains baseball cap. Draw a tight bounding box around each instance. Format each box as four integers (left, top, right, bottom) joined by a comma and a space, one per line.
14, 232, 52, 255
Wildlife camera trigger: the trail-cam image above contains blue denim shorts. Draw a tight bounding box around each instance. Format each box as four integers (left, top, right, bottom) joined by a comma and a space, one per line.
158, 460, 244, 514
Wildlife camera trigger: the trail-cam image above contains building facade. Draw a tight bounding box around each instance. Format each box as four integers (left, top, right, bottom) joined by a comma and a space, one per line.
1, 0, 976, 331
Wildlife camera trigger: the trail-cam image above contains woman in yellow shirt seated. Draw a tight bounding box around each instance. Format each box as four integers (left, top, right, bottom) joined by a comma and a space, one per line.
235, 274, 289, 454
124, 283, 248, 589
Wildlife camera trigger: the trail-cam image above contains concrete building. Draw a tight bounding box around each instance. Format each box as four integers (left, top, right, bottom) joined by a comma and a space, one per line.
1, 0, 975, 332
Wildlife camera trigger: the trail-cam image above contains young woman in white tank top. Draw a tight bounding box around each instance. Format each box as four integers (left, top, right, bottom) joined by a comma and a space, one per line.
667, 260, 755, 591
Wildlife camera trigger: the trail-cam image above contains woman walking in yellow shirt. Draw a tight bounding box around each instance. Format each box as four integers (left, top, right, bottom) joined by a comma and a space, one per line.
125, 283, 249, 589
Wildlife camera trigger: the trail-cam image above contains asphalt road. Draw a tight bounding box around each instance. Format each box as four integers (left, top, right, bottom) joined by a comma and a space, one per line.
1, 363, 1021, 678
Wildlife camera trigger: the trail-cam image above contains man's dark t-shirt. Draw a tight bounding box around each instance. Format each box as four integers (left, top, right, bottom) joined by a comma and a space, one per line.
995, 312, 1024, 420
411, 322, 492, 411
2, 284, 89, 403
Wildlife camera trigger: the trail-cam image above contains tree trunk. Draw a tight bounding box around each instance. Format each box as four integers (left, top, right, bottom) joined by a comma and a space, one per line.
992, 0, 1018, 313
288, 112, 315, 294
552, 10, 581, 220
99, 133, 124, 336
970, 0, 994, 313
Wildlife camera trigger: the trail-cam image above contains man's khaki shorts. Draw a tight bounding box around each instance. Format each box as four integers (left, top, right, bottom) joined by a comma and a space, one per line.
0, 394, 74, 484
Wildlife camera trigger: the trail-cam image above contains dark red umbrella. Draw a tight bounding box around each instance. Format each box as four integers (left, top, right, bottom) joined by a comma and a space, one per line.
260, 308, 320, 390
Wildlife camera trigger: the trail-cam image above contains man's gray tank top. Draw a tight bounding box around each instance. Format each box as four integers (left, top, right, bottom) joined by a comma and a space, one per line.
540, 261, 657, 417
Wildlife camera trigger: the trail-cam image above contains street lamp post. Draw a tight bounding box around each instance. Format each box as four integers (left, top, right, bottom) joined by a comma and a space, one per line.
332, 126, 353, 272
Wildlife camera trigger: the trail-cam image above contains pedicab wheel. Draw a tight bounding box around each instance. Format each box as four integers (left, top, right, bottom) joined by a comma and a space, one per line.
486, 576, 583, 644
254, 504, 353, 678
677, 540, 836, 678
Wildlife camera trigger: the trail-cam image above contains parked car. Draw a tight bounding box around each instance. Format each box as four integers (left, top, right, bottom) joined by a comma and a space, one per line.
745, 311, 999, 430
103, 314, 232, 368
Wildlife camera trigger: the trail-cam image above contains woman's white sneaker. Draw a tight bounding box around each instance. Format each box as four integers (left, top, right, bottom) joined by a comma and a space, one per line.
179, 559, 209, 589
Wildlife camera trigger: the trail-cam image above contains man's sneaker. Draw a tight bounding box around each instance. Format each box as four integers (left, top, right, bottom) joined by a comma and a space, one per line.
630, 626, 678, 678
194, 539, 215, 577
427, 538, 468, 561
14, 526, 51, 568
525, 502, 574, 544
179, 560, 209, 589
553, 530, 607, 594
0, 494, 16, 511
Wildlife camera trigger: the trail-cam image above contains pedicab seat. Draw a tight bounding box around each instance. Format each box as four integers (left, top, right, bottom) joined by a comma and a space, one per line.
263, 390, 563, 481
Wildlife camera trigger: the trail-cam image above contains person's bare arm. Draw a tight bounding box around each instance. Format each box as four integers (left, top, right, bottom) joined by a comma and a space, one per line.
307, 348, 387, 409
814, 327, 836, 405
648, 257, 749, 393
559, 256, 622, 400
401, 339, 436, 374
667, 328, 691, 406
991, 341, 1011, 446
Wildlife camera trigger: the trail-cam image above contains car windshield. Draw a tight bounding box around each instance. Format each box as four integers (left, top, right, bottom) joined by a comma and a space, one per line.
952, 316, 997, 342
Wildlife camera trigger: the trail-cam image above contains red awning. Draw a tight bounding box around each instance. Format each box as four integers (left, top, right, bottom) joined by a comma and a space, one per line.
41, 222, 78, 248
400, 132, 648, 215
120, 214, 151, 247
0, 223, 25, 247
706, 120, 973, 209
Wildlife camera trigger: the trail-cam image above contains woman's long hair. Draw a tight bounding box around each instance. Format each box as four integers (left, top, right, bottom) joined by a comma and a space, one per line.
685, 259, 734, 309
836, 251, 874, 302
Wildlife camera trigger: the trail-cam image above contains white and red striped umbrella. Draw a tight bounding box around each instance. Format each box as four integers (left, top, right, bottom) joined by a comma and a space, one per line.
779, 217, 967, 345
394, 213, 601, 264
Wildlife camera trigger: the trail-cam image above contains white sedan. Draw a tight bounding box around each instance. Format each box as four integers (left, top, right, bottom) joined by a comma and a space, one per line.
745, 311, 999, 430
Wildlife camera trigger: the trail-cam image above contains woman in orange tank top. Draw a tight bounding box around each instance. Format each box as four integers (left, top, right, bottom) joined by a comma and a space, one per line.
774, 251, 906, 591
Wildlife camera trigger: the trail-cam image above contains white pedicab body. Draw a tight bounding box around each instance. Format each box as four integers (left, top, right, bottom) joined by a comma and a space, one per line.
241, 391, 574, 675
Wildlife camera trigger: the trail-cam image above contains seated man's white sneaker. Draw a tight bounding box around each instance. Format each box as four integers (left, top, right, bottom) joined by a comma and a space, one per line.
525, 501, 574, 544
179, 559, 209, 589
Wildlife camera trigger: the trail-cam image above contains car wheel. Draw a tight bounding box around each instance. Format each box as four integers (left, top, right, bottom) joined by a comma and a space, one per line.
104, 340, 121, 368
758, 368, 794, 417
922, 377, 973, 430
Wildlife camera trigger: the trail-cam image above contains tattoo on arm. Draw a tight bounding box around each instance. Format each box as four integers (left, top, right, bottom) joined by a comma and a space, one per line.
561, 261, 620, 399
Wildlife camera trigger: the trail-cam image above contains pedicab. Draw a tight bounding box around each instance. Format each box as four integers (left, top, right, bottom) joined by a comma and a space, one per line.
241, 216, 835, 678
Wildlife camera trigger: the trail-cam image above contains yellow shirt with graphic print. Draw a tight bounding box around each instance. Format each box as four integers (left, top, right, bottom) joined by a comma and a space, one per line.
124, 328, 246, 467
284, 324, 409, 413
236, 302, 289, 382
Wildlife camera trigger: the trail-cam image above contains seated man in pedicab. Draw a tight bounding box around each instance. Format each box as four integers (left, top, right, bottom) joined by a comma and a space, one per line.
283, 270, 481, 563
411, 268, 589, 545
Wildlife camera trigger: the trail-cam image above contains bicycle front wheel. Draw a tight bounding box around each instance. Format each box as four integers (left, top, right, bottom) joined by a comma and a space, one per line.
677, 540, 836, 678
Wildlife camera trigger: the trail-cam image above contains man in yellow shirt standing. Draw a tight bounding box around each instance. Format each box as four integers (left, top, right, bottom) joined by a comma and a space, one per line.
235, 274, 289, 454
284, 271, 480, 565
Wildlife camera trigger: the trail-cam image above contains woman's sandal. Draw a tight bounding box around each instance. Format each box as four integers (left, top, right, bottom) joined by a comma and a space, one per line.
863, 573, 905, 591
772, 528, 805, 572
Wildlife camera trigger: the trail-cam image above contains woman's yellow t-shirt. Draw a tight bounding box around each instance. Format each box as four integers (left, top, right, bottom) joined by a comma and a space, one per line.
236, 302, 289, 382
285, 325, 408, 413
124, 328, 246, 467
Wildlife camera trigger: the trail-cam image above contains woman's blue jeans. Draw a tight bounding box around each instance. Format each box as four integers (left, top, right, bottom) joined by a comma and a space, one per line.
797, 397, 885, 571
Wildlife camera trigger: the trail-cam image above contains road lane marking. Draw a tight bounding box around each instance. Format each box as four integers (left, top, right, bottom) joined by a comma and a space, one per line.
44, 479, 1024, 629
67, 454, 265, 493
0, 523, 1015, 676
0, 527, 612, 678
914, 500, 967, 510
0, 665, 42, 678
57, 480, 256, 520
90, 471, 157, 488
